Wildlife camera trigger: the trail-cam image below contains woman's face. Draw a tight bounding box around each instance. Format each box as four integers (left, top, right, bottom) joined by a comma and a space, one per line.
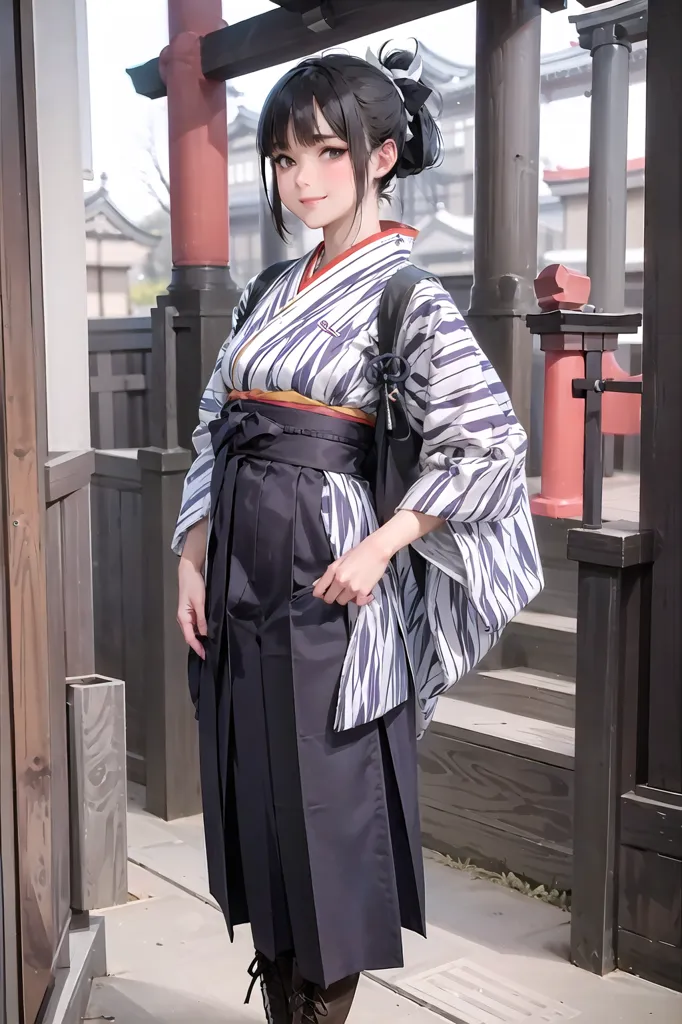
272, 109, 357, 233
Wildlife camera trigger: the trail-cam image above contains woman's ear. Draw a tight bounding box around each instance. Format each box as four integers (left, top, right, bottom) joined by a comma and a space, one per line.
371, 138, 398, 182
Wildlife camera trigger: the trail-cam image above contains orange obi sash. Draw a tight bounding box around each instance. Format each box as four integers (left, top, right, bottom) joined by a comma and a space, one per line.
228, 389, 375, 427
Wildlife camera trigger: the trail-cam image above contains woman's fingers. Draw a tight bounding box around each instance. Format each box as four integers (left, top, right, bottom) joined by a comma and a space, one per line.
177, 604, 206, 659
313, 561, 339, 599
189, 632, 206, 660
195, 604, 208, 638
321, 577, 346, 605
178, 561, 207, 658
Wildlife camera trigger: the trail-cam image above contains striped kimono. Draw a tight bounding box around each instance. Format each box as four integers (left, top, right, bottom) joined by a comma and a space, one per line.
173, 223, 542, 987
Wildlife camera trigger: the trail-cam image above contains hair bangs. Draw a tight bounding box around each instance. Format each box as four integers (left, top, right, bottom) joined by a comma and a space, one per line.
258, 67, 349, 159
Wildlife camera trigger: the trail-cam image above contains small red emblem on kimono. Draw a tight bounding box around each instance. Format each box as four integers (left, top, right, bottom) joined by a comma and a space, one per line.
318, 320, 341, 338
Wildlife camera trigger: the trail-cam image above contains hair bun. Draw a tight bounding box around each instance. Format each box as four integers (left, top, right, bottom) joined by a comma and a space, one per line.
377, 42, 443, 178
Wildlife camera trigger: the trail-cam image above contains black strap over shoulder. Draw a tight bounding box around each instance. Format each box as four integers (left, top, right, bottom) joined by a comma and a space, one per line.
233, 259, 297, 336
376, 264, 437, 358
371, 265, 440, 527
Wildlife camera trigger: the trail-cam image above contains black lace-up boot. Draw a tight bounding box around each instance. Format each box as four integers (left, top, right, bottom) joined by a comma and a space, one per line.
290, 967, 359, 1024
245, 951, 295, 1023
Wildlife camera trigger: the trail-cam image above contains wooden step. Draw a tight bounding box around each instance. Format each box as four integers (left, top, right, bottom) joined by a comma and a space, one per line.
432, 697, 575, 769
482, 609, 577, 679
452, 666, 575, 728
419, 698, 574, 890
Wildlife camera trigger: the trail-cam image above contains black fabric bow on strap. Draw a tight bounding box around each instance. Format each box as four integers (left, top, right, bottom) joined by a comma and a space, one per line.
364, 352, 411, 440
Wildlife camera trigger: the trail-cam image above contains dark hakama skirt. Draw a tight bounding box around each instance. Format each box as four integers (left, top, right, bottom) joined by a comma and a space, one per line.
188, 400, 425, 988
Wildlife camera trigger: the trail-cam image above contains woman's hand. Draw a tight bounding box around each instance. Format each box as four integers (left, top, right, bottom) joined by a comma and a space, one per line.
177, 519, 209, 658
313, 533, 391, 606
312, 509, 445, 607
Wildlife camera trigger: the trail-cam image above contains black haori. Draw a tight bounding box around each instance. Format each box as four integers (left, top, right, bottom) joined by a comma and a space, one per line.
188, 399, 425, 988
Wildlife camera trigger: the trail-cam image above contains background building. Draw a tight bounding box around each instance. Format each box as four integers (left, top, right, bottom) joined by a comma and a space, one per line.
223, 39, 646, 297
85, 173, 159, 316
544, 156, 645, 314
110, 37, 647, 318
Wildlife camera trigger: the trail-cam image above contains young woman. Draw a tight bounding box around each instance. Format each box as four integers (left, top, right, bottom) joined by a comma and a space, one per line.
174, 46, 542, 1024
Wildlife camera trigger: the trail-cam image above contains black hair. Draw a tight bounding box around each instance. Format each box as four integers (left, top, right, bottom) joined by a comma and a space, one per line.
256, 45, 443, 240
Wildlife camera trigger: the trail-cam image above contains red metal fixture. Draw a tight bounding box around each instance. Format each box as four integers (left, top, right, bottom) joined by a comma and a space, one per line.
528, 265, 642, 520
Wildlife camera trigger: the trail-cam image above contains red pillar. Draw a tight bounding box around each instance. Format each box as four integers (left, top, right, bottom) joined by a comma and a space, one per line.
160, 0, 228, 267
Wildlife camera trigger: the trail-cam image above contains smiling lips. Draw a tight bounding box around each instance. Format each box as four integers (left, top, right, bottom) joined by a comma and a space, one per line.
300, 196, 327, 205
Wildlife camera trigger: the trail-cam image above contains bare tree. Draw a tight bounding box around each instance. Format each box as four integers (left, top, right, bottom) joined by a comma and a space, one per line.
141, 124, 170, 214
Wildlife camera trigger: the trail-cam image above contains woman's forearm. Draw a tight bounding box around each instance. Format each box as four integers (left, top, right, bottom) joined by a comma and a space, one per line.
179, 517, 209, 573
372, 508, 444, 561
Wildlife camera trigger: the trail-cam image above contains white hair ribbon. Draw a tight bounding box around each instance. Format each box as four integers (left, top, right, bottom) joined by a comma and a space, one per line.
364, 46, 424, 141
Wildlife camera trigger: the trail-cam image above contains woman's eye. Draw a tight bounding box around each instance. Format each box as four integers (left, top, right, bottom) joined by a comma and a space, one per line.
323, 148, 347, 161
274, 155, 293, 169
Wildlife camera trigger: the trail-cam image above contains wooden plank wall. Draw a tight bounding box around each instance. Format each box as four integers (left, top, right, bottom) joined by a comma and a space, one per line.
88, 317, 152, 450
91, 452, 145, 785
0, 0, 56, 1016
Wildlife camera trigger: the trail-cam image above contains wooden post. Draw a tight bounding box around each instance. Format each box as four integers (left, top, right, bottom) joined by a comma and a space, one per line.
639, 0, 682, 798
568, 525, 653, 975
467, 0, 542, 432
159, 0, 240, 452
617, 0, 682, 992
132, 0, 239, 820
139, 447, 198, 819
67, 676, 128, 912
142, 301, 199, 819
0, 1, 55, 1018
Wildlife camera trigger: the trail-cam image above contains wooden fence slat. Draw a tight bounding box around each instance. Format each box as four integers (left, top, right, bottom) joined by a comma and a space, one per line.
88, 318, 153, 449
120, 488, 145, 784
95, 352, 116, 449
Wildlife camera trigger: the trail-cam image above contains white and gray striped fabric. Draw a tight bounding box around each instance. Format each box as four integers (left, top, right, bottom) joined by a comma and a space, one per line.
172, 228, 543, 735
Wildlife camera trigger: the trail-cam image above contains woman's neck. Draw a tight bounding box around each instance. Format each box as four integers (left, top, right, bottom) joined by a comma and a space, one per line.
320, 204, 382, 267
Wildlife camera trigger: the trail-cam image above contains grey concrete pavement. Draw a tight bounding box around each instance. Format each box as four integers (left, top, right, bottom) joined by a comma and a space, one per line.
86, 863, 443, 1023
85, 788, 682, 1023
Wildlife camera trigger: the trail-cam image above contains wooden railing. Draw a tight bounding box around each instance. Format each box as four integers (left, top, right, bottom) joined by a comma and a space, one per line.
88, 309, 209, 820
88, 317, 152, 449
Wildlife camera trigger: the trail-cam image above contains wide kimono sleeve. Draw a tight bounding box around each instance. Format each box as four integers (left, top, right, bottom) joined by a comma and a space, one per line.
171, 277, 255, 555
393, 280, 543, 732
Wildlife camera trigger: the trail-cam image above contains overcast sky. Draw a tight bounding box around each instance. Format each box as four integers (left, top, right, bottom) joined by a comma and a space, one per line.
85, 0, 646, 221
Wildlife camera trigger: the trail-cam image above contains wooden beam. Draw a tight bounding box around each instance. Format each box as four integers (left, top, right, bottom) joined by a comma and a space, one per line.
127, 0, 469, 97
126, 57, 166, 99
45, 449, 95, 504
201, 0, 469, 81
